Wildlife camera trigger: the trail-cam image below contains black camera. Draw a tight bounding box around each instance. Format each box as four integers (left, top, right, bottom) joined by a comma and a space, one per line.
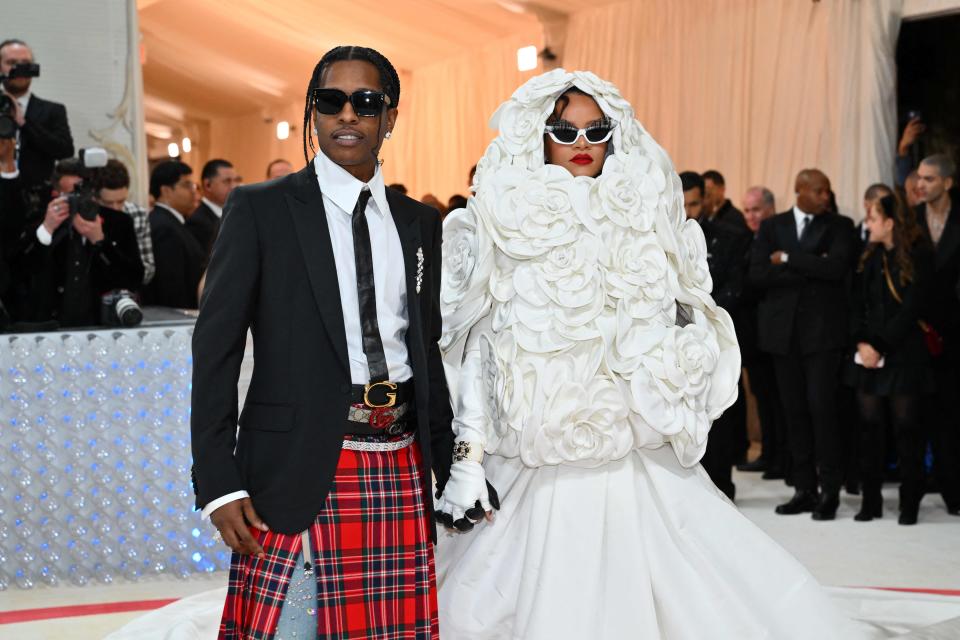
0, 63, 40, 139
100, 290, 143, 327
66, 148, 110, 221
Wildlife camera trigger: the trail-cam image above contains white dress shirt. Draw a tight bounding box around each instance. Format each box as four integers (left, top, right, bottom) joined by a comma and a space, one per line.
792, 205, 814, 240
202, 152, 412, 519
154, 201, 186, 224
201, 196, 223, 218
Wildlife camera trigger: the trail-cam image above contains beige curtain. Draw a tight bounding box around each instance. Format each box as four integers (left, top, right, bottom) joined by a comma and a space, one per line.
562, 0, 902, 220
381, 30, 544, 200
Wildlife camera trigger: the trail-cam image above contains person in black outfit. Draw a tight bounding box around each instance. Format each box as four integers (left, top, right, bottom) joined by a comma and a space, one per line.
850, 192, 935, 525
681, 171, 751, 500
914, 154, 960, 515
702, 169, 749, 234
0, 40, 74, 188
750, 169, 855, 520
143, 160, 204, 309
738, 186, 790, 480
187, 158, 238, 266
13, 161, 143, 327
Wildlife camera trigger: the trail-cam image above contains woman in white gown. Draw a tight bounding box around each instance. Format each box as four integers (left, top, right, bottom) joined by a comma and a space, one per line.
433, 69, 878, 640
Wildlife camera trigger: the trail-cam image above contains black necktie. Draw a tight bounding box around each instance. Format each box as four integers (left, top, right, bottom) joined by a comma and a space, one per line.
799, 214, 812, 241
351, 188, 390, 383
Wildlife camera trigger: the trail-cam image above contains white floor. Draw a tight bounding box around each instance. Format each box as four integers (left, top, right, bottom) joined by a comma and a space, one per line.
2, 469, 957, 639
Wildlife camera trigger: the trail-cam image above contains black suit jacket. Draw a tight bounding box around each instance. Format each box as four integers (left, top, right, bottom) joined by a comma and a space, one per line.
19, 95, 74, 187
143, 206, 204, 309
916, 196, 960, 360
749, 210, 855, 356
701, 216, 751, 314
190, 163, 454, 538
186, 201, 220, 265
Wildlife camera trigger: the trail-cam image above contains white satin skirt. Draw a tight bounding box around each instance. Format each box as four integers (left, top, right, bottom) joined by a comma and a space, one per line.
435, 445, 879, 640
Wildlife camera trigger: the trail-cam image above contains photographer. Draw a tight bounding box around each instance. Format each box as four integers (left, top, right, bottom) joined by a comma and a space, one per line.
0, 39, 74, 188
19, 157, 143, 327
91, 159, 156, 285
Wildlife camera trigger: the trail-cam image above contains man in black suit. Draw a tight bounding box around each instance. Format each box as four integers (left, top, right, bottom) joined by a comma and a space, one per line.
0, 40, 74, 188
11, 160, 143, 327
681, 171, 751, 500
191, 47, 463, 636
738, 186, 790, 480
702, 169, 749, 234
186, 158, 238, 265
143, 161, 204, 309
750, 169, 854, 520
915, 154, 960, 515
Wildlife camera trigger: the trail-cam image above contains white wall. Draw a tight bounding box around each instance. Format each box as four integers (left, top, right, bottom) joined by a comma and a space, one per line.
4, 0, 148, 203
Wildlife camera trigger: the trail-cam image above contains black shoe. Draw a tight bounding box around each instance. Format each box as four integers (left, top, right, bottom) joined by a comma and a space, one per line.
845, 481, 860, 496
946, 503, 960, 516
737, 458, 768, 473
854, 489, 882, 522
775, 490, 818, 515
811, 492, 840, 521
762, 468, 785, 480
898, 504, 919, 525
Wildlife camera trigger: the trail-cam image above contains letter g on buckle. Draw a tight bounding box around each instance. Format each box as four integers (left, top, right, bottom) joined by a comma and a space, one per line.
364, 381, 398, 408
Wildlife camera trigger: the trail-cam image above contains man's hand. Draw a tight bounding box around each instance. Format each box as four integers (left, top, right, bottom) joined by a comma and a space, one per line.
770, 251, 786, 265
0, 138, 15, 173
72, 213, 105, 244
43, 196, 70, 234
210, 497, 269, 558
857, 342, 881, 369
898, 117, 925, 157
2, 90, 25, 127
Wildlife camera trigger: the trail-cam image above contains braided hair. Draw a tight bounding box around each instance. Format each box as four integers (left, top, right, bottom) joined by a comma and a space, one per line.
302, 46, 401, 163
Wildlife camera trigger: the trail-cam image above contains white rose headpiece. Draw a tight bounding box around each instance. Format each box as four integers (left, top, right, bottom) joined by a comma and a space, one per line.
441, 69, 740, 468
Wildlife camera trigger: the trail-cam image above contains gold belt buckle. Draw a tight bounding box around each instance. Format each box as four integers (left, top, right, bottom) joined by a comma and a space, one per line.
364, 381, 398, 408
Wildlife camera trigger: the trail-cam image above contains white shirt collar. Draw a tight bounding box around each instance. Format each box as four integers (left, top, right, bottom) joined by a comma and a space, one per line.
313, 151, 389, 218
16, 91, 30, 112
155, 202, 185, 225
201, 196, 223, 218
792, 205, 814, 226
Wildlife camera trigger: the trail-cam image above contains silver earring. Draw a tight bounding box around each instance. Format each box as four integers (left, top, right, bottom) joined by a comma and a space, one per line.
384, 131, 392, 139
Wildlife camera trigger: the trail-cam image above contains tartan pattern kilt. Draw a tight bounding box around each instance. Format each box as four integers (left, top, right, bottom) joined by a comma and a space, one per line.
219, 439, 439, 639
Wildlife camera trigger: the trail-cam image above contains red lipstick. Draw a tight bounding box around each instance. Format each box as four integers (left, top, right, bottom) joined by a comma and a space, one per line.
571, 154, 593, 165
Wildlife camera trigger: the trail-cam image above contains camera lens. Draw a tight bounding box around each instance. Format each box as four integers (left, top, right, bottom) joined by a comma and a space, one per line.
114, 297, 143, 327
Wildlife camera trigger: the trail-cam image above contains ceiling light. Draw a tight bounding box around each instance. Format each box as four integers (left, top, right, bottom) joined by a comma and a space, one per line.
276, 121, 290, 140
167, 142, 179, 158
517, 46, 538, 72
181, 137, 192, 153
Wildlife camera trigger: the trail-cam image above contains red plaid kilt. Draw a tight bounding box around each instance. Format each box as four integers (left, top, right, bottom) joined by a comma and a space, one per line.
219, 439, 438, 639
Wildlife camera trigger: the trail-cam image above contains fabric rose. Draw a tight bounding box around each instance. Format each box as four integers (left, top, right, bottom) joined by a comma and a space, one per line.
485, 164, 588, 259
590, 150, 664, 232
478, 331, 530, 457
489, 101, 545, 156
509, 68, 572, 107
676, 218, 712, 293
603, 233, 674, 320
526, 377, 632, 467
628, 322, 721, 464
440, 203, 494, 352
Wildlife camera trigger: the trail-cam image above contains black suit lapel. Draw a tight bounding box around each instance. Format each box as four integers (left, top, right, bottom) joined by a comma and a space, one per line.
285, 164, 351, 376
775, 212, 799, 251
935, 206, 960, 269
800, 214, 829, 252
385, 190, 426, 371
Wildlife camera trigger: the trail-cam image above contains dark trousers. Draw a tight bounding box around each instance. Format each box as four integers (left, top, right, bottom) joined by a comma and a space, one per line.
773, 350, 843, 494
703, 378, 745, 500
857, 391, 925, 506
927, 362, 960, 509
745, 354, 788, 473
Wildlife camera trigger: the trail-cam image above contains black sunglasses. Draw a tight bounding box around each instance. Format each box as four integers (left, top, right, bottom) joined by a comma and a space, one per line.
312, 89, 392, 117
544, 123, 616, 145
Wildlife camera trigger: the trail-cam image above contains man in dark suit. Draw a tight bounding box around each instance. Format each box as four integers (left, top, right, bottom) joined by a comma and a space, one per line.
702, 169, 749, 234
738, 186, 790, 480
681, 171, 751, 500
143, 160, 204, 309
191, 47, 463, 637
915, 154, 960, 515
0, 40, 74, 188
186, 158, 238, 265
749, 169, 854, 520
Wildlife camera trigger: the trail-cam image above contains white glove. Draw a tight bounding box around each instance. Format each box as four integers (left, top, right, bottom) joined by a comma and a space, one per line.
436, 457, 498, 532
